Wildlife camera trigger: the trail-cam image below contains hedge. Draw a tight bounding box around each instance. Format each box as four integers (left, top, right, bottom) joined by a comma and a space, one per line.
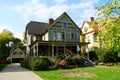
20, 57, 54, 71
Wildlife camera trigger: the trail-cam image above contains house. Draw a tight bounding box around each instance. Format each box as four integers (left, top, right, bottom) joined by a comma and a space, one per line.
10, 47, 25, 63
25, 12, 88, 58
81, 17, 99, 53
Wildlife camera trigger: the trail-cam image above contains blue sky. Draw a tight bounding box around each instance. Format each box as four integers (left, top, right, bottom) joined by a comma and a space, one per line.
0, 0, 111, 40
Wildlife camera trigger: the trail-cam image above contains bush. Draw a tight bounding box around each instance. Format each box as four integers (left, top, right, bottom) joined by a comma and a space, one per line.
65, 54, 85, 67
20, 57, 54, 71
97, 49, 118, 63
6, 57, 11, 64
88, 51, 98, 61
20, 58, 30, 68
58, 60, 67, 68
103, 51, 118, 62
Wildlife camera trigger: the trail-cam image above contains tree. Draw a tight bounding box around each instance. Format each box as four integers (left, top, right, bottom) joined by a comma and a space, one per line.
95, 0, 120, 62
0, 29, 25, 60
0, 29, 14, 60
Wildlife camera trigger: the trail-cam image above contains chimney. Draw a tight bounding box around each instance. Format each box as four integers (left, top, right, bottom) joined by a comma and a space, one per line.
48, 18, 54, 25
90, 17, 94, 22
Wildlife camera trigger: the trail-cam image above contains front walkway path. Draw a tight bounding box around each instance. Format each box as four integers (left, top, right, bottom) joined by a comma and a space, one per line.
0, 63, 43, 80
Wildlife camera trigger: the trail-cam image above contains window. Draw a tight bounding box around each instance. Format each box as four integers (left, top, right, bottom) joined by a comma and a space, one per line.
57, 32, 62, 41
53, 31, 57, 41
87, 36, 90, 42
71, 32, 77, 39
62, 22, 67, 28
94, 34, 97, 42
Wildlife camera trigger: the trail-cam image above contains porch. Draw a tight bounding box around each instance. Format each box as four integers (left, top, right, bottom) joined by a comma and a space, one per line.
28, 41, 88, 58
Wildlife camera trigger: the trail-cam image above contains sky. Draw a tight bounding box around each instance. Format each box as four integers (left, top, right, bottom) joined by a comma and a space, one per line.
0, 0, 112, 40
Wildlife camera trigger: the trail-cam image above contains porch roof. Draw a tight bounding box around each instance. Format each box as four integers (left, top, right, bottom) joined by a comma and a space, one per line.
28, 40, 89, 47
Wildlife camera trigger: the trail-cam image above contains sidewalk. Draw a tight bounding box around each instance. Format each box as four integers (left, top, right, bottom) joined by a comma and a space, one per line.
0, 63, 43, 80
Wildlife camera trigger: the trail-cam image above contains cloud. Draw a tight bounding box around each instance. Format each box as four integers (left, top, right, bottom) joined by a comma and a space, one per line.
13, 0, 99, 26
14, 33, 24, 40
53, 0, 67, 4
0, 25, 8, 33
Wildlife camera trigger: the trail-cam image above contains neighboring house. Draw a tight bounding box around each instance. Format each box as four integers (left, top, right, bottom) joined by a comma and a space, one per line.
25, 12, 87, 58
10, 47, 25, 63
81, 17, 99, 53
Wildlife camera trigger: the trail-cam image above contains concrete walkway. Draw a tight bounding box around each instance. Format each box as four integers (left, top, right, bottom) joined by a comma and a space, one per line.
0, 63, 43, 80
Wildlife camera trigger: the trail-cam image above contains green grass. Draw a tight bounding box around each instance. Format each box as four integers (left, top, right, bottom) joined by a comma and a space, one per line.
0, 64, 7, 71
34, 66, 120, 80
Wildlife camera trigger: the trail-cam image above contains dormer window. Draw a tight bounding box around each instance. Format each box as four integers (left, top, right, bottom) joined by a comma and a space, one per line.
62, 22, 67, 28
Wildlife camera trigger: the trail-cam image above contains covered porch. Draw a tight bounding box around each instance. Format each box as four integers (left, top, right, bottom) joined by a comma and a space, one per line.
28, 41, 88, 59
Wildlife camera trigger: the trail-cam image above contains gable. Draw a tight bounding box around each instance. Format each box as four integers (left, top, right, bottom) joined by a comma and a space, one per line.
81, 21, 94, 33
48, 12, 81, 32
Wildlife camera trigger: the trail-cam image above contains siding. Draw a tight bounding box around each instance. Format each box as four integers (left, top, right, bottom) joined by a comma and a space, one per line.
48, 13, 80, 42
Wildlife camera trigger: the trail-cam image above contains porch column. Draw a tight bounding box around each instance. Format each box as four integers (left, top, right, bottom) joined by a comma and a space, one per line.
64, 45, 66, 54
52, 43, 54, 59
76, 44, 78, 54
56, 46, 58, 57
37, 43, 38, 57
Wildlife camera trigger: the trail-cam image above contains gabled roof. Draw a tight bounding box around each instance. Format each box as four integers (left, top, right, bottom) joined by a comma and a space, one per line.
81, 21, 91, 30
26, 21, 48, 35
80, 20, 98, 34
48, 12, 82, 33
25, 12, 82, 39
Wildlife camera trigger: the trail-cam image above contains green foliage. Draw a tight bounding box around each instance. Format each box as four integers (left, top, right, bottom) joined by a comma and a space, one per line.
65, 54, 85, 67
0, 64, 7, 71
20, 58, 30, 68
94, 0, 120, 61
0, 29, 24, 60
97, 49, 118, 63
20, 57, 54, 71
0, 30, 14, 60
88, 51, 98, 61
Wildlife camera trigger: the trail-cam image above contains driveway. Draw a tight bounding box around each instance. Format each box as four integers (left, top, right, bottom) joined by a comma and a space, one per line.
0, 63, 43, 80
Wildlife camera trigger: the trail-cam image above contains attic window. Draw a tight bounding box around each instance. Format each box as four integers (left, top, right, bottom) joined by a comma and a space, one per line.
62, 22, 67, 28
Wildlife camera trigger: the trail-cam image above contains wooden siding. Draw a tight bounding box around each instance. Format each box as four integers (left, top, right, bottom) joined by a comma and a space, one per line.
48, 14, 80, 42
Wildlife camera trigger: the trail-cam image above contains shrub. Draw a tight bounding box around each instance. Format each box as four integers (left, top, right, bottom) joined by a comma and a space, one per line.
29, 57, 54, 70
20, 58, 30, 68
57, 54, 66, 60
88, 51, 98, 61
0, 60, 7, 64
6, 57, 11, 64
65, 54, 85, 67
20, 57, 54, 71
48, 64, 58, 70
58, 60, 67, 68
97, 49, 118, 63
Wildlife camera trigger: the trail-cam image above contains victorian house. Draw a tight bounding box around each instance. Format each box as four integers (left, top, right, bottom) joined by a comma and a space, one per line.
25, 12, 87, 58
81, 17, 99, 53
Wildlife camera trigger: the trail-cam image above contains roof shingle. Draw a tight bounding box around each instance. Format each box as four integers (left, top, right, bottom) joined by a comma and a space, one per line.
26, 21, 48, 35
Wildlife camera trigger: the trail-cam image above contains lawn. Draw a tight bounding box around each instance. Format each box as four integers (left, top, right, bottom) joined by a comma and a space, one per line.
34, 66, 120, 80
0, 64, 7, 71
